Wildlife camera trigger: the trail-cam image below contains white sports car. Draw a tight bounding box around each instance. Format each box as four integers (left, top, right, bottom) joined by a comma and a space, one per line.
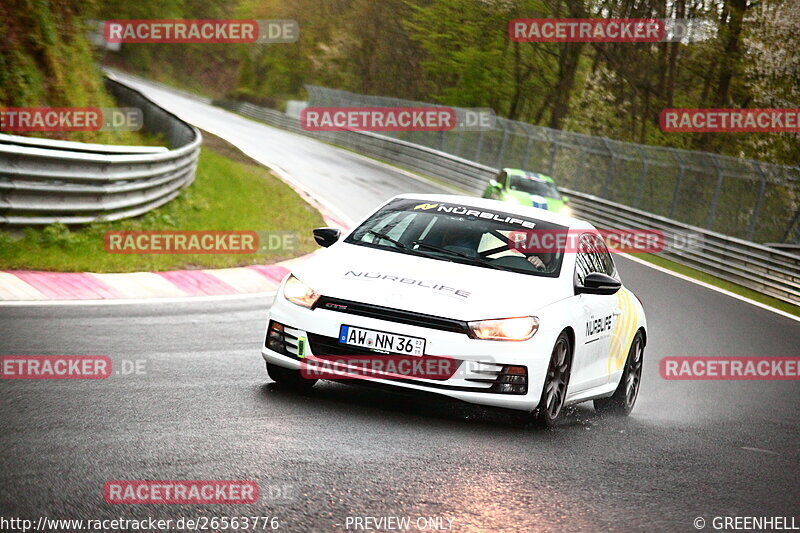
261, 194, 647, 426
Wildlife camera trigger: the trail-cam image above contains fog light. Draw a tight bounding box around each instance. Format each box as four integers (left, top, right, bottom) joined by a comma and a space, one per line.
266, 320, 287, 352
499, 375, 526, 384
490, 365, 528, 394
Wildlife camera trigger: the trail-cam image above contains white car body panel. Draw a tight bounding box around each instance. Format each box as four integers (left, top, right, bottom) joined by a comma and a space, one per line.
261, 194, 647, 412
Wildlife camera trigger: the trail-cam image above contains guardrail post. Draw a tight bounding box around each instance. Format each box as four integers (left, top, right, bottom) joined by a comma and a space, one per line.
548, 130, 559, 177
601, 137, 615, 197
669, 149, 685, 219
495, 122, 510, 169
573, 144, 588, 191
634, 145, 648, 208
781, 206, 800, 244
454, 129, 465, 158
706, 154, 724, 230
748, 161, 768, 241
520, 124, 534, 170
475, 128, 485, 163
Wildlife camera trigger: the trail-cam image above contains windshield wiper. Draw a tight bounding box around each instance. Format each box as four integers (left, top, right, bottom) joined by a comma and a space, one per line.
411, 241, 514, 272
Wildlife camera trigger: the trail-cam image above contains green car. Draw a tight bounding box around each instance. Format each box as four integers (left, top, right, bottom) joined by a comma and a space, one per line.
482, 168, 572, 216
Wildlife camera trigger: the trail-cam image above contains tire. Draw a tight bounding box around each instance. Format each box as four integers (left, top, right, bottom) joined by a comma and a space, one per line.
594, 331, 644, 416
533, 331, 572, 428
266, 362, 317, 391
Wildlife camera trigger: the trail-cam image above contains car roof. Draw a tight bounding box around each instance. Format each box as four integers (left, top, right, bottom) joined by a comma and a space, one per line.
391, 193, 594, 230
503, 168, 555, 183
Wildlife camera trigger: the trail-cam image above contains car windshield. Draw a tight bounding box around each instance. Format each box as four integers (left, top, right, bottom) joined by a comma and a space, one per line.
345, 199, 567, 277
508, 175, 560, 198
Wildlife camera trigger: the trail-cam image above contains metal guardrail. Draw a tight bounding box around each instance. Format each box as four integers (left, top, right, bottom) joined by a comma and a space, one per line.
215, 98, 800, 306
0, 135, 169, 155
566, 192, 800, 305
0, 76, 201, 225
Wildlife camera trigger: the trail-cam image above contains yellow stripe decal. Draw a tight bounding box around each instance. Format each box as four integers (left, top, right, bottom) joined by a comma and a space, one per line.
607, 288, 638, 375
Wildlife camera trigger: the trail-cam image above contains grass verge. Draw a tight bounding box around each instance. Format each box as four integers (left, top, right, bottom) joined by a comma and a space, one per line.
0, 131, 324, 272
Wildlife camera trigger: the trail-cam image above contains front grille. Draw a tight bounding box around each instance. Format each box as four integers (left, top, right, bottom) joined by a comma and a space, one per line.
313, 296, 471, 336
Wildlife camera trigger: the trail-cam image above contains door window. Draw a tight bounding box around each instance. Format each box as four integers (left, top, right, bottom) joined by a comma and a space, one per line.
575, 233, 616, 284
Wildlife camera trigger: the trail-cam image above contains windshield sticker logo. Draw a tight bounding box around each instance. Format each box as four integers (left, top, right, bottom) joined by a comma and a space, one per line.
411, 202, 537, 229
343, 271, 471, 299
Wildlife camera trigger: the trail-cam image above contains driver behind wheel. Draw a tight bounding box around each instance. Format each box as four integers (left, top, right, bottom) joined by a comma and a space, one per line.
526, 252, 553, 270
439, 224, 479, 256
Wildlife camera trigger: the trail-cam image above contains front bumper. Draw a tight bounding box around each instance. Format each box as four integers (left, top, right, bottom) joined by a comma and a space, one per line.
261, 293, 553, 412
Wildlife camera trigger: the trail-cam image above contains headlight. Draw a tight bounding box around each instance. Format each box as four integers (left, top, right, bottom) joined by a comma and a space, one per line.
559, 205, 573, 216
468, 316, 539, 341
283, 274, 320, 308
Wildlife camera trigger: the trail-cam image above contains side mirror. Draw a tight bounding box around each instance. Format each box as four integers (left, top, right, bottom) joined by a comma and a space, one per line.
313, 227, 341, 248
576, 272, 621, 295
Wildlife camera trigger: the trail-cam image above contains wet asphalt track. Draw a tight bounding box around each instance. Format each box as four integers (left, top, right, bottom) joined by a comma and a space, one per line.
1, 74, 799, 532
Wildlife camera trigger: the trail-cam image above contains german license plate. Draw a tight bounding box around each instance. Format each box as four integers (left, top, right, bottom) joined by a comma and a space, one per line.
338, 325, 425, 356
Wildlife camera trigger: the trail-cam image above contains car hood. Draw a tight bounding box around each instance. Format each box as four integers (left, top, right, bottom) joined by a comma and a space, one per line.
292, 243, 569, 321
